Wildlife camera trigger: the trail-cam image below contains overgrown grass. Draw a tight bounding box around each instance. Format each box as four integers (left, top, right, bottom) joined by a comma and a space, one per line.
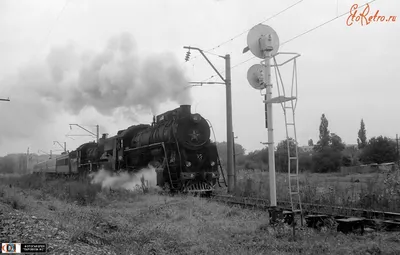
1, 174, 107, 206
1, 174, 400, 254
0, 185, 26, 210
231, 168, 400, 212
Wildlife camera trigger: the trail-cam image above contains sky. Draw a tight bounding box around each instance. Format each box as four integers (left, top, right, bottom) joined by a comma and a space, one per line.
0, 0, 399, 156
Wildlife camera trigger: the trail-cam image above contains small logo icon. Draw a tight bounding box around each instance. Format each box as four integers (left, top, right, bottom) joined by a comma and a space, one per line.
189, 130, 200, 142
1, 243, 21, 253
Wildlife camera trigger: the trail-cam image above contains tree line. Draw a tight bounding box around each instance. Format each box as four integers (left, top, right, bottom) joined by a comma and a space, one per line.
217, 114, 399, 173
1, 114, 398, 174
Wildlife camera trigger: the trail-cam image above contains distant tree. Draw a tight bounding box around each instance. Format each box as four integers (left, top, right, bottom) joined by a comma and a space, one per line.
275, 138, 296, 172
359, 136, 398, 164
357, 119, 367, 149
312, 148, 342, 173
342, 156, 352, 167
216, 141, 246, 167
331, 133, 345, 152
342, 145, 360, 166
246, 147, 268, 165
308, 139, 314, 146
314, 114, 330, 152
299, 153, 313, 172
0, 156, 15, 173
312, 114, 345, 172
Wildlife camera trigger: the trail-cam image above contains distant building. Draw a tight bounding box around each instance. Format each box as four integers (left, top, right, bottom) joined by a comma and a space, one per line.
299, 144, 359, 155
299, 145, 313, 154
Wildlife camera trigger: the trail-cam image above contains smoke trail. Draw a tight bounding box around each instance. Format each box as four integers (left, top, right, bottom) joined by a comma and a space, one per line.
0, 32, 192, 144
50, 32, 192, 116
89, 165, 157, 191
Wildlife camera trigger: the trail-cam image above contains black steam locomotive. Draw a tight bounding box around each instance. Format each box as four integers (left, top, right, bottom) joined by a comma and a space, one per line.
33, 105, 226, 194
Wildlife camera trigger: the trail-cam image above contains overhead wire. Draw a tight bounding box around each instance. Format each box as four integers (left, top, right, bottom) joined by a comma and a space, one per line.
35, 0, 70, 57
183, 0, 305, 82
184, 0, 305, 65
199, 0, 378, 82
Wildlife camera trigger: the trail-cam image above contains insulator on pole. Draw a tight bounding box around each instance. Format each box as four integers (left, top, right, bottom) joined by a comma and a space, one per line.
185, 51, 191, 62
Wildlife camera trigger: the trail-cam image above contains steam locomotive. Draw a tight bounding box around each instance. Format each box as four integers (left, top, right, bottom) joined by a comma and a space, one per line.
33, 105, 226, 194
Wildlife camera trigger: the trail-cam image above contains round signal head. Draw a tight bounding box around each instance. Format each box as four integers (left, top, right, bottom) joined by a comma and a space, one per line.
247, 64, 266, 90
247, 24, 280, 59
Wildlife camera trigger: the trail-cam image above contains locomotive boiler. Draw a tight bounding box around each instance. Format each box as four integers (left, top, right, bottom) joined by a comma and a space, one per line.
122, 105, 221, 193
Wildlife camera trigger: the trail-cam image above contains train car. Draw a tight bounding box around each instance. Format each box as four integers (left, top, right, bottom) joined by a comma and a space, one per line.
55, 152, 70, 174
33, 158, 56, 175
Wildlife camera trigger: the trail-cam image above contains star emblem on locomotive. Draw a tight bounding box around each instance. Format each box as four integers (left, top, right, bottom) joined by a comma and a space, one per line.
189, 129, 200, 142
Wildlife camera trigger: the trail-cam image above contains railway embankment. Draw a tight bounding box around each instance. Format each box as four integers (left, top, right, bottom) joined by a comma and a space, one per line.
1, 174, 400, 255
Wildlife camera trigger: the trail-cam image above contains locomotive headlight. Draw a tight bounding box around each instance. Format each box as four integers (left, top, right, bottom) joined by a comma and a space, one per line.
186, 161, 191, 167
211, 161, 215, 166
191, 114, 201, 123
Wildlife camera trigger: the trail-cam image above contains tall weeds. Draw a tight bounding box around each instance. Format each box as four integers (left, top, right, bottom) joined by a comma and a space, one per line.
233, 167, 400, 212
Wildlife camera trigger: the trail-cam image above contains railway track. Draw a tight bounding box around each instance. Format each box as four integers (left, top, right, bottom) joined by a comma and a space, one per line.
209, 194, 400, 233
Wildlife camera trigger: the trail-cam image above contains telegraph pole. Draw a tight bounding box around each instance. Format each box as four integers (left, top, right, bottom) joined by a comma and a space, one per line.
397, 134, 399, 166
26, 147, 29, 173
183, 46, 235, 193
232, 132, 237, 190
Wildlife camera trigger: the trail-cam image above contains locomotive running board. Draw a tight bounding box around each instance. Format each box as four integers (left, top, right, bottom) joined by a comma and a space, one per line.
124, 142, 165, 152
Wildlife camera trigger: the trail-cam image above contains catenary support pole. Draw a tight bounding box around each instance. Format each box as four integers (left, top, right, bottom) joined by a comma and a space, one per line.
26, 147, 29, 173
397, 134, 399, 166
233, 132, 237, 190
96, 125, 99, 143
225, 54, 234, 193
183, 46, 234, 193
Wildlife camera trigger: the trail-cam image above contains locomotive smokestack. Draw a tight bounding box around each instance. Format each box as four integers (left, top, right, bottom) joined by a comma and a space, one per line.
180, 105, 191, 117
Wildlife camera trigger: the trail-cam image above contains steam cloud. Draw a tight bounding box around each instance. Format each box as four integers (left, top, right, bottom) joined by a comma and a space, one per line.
0, 32, 192, 144
89, 166, 157, 191
49, 32, 192, 116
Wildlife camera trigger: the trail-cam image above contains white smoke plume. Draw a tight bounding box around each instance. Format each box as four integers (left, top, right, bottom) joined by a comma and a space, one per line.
0, 32, 192, 144
47, 32, 192, 116
89, 165, 157, 191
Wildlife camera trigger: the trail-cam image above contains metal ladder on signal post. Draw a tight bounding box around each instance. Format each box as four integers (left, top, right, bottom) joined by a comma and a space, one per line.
271, 54, 303, 223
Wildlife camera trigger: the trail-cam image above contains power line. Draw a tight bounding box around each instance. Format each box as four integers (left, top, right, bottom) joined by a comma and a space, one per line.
36, 0, 70, 56
206, 0, 305, 53
184, 0, 305, 63
280, 0, 377, 46
202, 0, 378, 79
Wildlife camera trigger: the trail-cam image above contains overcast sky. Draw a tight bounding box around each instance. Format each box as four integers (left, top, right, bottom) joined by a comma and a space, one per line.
0, 0, 399, 156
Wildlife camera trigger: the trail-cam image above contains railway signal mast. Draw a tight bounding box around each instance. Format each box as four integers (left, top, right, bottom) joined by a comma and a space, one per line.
244, 24, 302, 224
